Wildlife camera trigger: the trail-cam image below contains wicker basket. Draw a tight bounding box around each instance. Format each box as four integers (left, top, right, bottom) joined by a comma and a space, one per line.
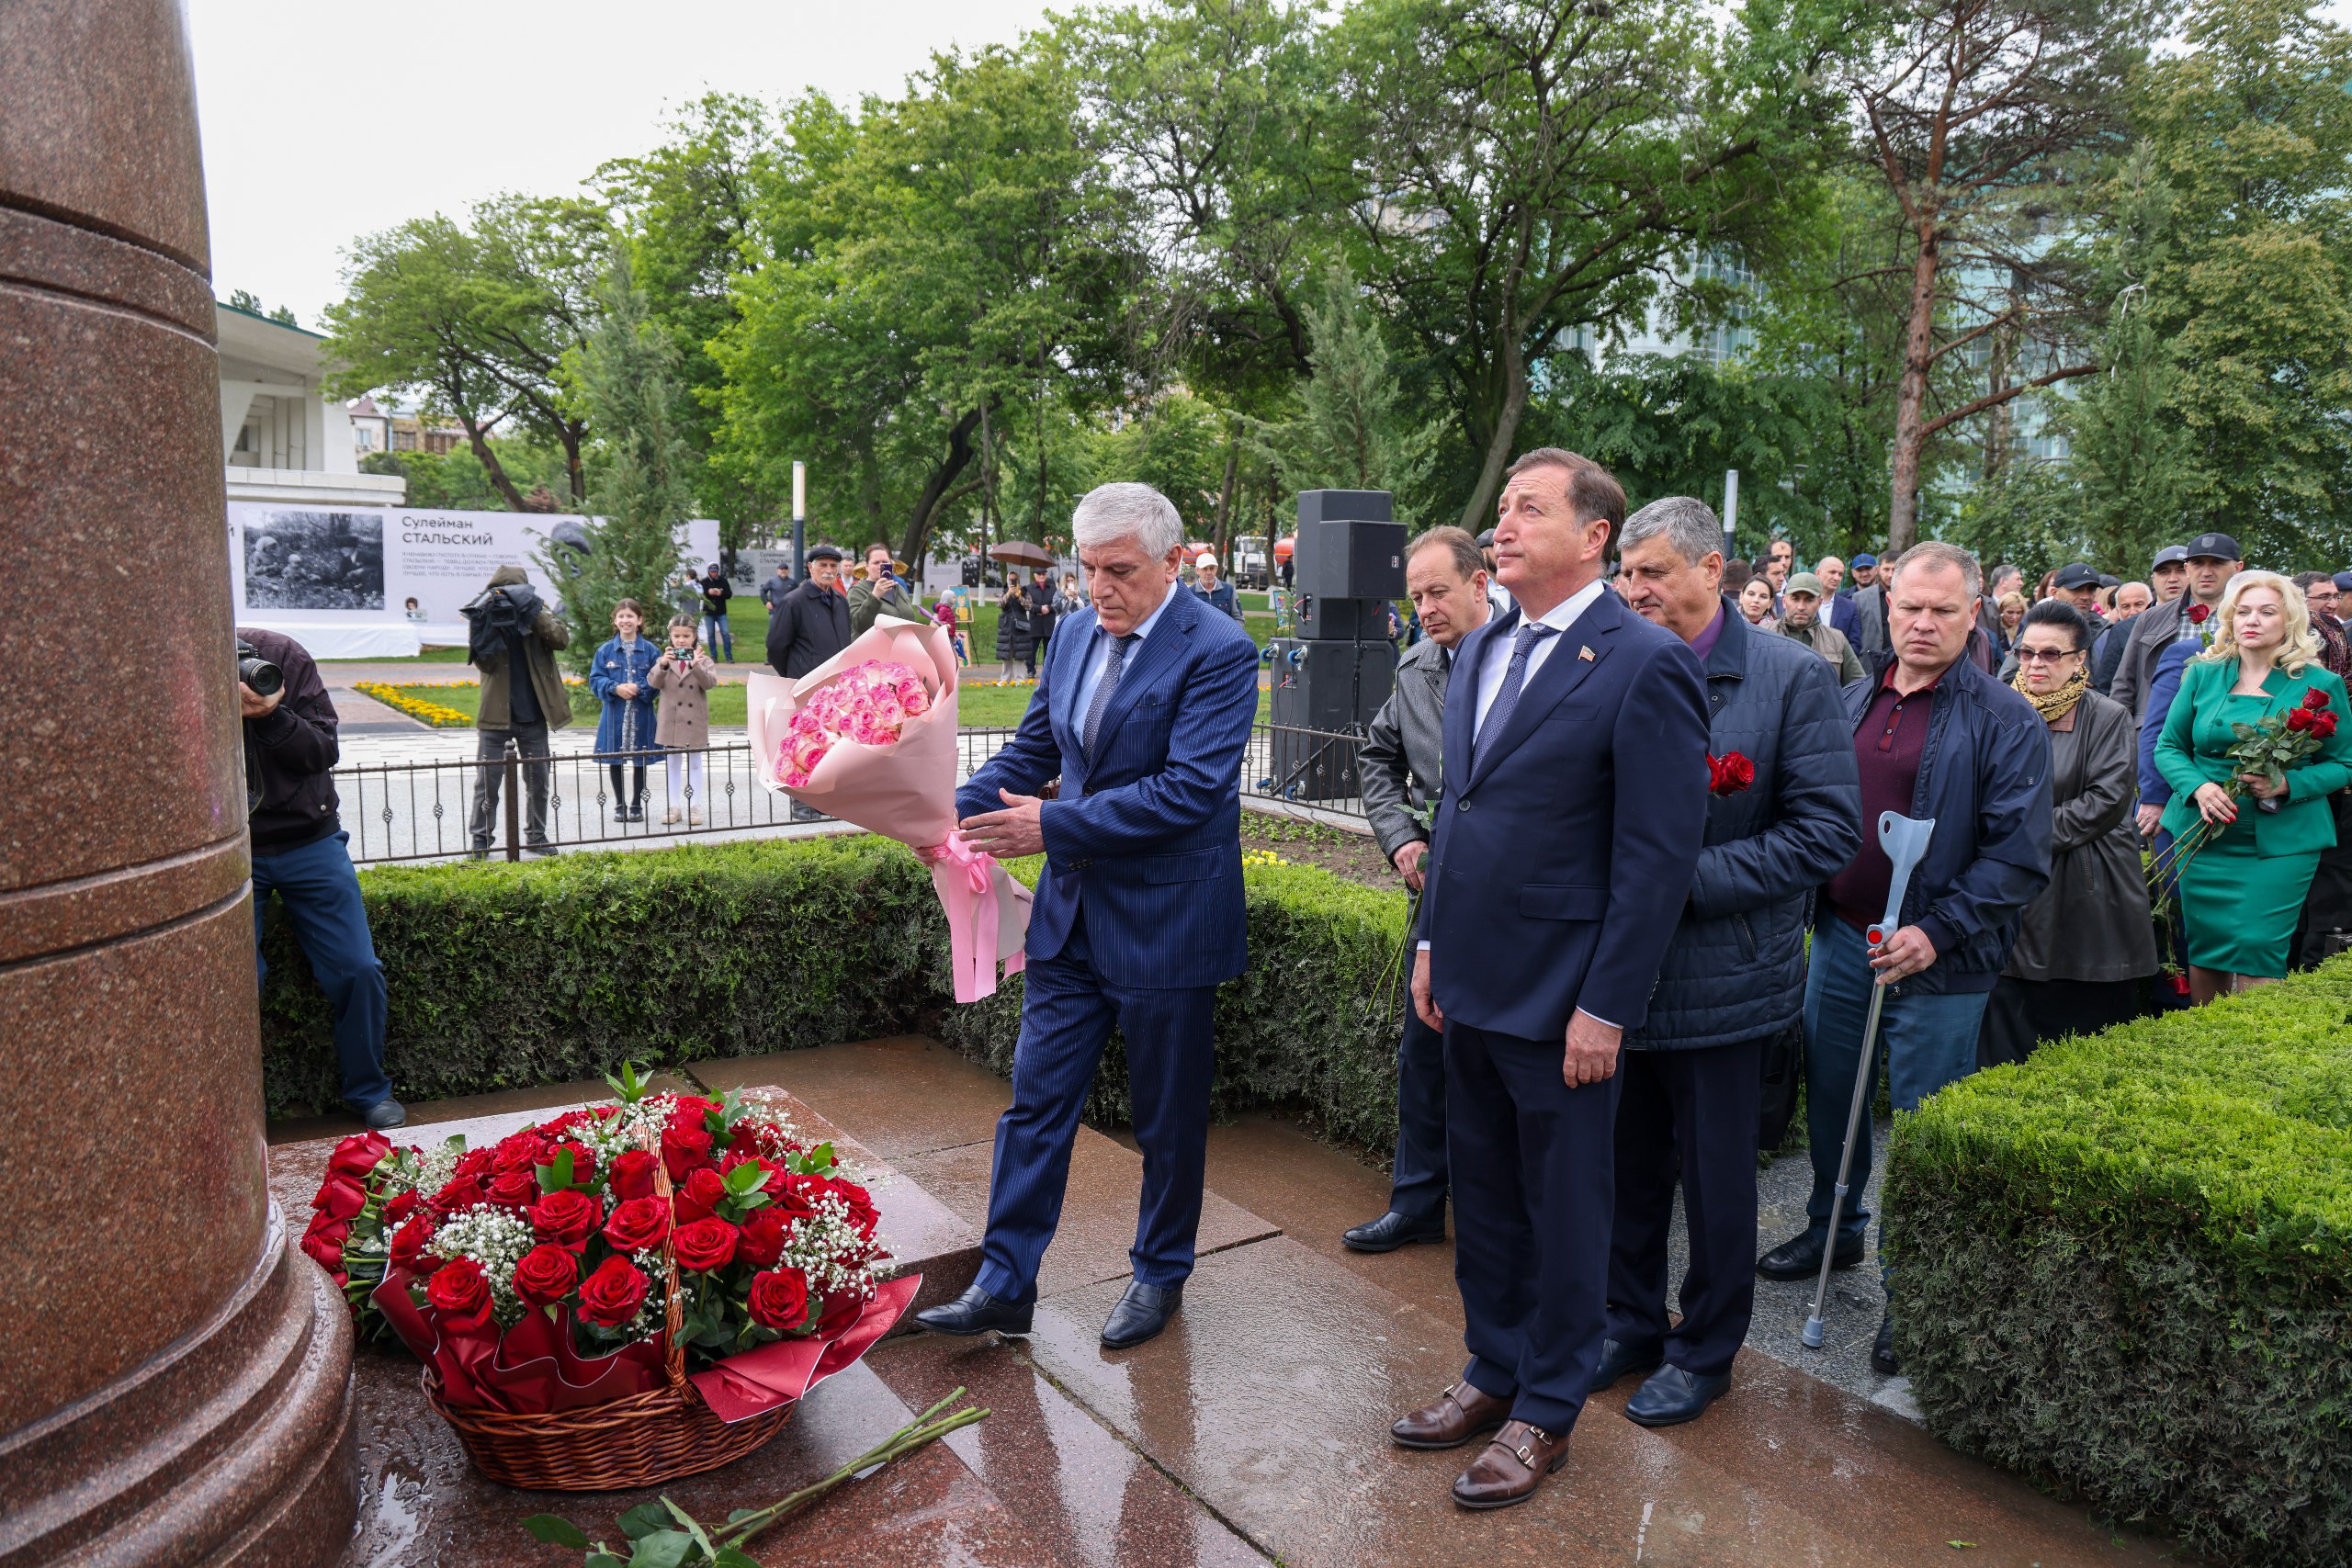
425, 1139, 793, 1491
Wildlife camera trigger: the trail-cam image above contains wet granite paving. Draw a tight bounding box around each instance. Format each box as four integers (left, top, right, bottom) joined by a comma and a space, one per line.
269, 1040, 2189, 1567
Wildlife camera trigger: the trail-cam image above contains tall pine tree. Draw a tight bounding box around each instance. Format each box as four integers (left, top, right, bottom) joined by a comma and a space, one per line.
1257, 264, 1434, 511
545, 244, 697, 676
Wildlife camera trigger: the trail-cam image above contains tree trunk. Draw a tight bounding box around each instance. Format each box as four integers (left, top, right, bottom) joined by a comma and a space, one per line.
1982, 290, 2015, 483
1455, 332, 1531, 533
896, 404, 985, 567
1886, 221, 1942, 556
458, 413, 530, 513
1213, 433, 1238, 570
562, 419, 588, 503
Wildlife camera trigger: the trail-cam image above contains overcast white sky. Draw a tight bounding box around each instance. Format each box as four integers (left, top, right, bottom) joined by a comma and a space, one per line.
192, 2, 2352, 331
188, 0, 1059, 328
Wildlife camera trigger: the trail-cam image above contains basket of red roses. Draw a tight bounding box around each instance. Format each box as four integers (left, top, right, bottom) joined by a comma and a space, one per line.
301, 1066, 914, 1491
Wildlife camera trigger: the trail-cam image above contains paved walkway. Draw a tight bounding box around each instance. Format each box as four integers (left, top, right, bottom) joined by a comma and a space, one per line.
272, 1040, 2182, 1567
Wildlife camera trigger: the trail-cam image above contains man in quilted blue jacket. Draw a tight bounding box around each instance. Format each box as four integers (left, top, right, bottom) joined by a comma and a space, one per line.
1610, 497, 1863, 1427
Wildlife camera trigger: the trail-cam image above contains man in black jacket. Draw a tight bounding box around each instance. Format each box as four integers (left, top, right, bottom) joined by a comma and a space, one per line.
238, 627, 401, 1128
766, 545, 851, 678
1611, 499, 1861, 1426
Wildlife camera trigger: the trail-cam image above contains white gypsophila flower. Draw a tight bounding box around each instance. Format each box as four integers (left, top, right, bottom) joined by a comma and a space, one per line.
427, 1205, 535, 1325
411, 1139, 465, 1197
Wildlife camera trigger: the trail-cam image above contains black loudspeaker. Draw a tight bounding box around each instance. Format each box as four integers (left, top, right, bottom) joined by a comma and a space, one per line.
1265, 638, 1398, 800
1296, 490, 1393, 525
1295, 593, 1388, 641
1296, 520, 1408, 602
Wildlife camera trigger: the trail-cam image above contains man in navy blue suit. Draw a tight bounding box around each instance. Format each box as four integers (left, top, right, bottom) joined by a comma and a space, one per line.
913, 483, 1261, 1350
1387, 450, 1711, 1510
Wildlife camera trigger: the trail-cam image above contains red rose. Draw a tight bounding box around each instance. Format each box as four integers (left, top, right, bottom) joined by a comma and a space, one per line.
1705, 752, 1756, 797
578, 1257, 650, 1327
829, 1178, 881, 1240
672, 1216, 740, 1273
390, 1215, 437, 1274
384, 1189, 419, 1226
326, 1131, 392, 1180
673, 1168, 729, 1225
426, 1258, 494, 1330
486, 1168, 538, 1211
722, 1150, 786, 1194
746, 1268, 811, 1332
2316, 713, 2340, 739
492, 1135, 547, 1174
545, 1140, 597, 1186
430, 1175, 487, 1216
512, 1243, 580, 1308
2289, 708, 2315, 732
2188, 603, 2211, 624
454, 1147, 496, 1181
2304, 688, 2333, 712
662, 1122, 715, 1182
312, 1173, 368, 1222
300, 1213, 348, 1271
771, 1173, 824, 1220
737, 1207, 788, 1267
603, 1196, 672, 1255
529, 1188, 599, 1250
608, 1150, 659, 1202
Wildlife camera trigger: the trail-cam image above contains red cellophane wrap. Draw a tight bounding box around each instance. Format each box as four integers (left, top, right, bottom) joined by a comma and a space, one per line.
369, 1269, 922, 1421
747, 619, 1030, 1001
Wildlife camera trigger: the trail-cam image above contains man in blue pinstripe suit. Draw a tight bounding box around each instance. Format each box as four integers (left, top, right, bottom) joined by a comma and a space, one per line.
915, 483, 1262, 1349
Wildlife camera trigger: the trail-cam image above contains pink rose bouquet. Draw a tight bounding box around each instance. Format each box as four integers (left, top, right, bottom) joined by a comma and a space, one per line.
748, 622, 1030, 1000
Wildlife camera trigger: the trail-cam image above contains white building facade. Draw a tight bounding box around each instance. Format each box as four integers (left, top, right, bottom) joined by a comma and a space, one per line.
216, 300, 405, 508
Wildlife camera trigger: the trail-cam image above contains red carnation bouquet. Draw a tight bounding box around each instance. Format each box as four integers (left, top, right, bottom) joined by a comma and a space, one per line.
302, 1064, 908, 1424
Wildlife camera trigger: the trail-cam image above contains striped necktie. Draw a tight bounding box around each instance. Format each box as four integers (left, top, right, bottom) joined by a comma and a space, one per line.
1081, 632, 1139, 759
1472, 623, 1558, 775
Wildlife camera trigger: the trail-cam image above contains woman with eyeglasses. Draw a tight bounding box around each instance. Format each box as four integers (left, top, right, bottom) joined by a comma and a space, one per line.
1978, 601, 2158, 1066
2155, 570, 2352, 998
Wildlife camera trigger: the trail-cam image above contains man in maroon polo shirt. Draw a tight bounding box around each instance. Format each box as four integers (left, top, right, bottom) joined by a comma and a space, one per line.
1754, 541, 2052, 1379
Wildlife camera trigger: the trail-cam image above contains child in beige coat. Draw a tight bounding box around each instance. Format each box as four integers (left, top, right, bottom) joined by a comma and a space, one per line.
650, 615, 720, 824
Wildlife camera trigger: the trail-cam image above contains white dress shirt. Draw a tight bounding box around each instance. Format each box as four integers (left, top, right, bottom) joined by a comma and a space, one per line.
1070, 584, 1177, 725
1472, 576, 1611, 738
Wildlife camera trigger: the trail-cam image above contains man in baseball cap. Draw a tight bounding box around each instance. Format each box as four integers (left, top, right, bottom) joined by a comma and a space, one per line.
2050, 562, 2103, 614
1190, 549, 1241, 623
2150, 544, 2188, 604
2114, 533, 2241, 716
1847, 551, 1888, 654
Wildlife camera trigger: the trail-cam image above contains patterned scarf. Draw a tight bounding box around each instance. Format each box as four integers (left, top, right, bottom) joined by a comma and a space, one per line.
2012, 665, 2088, 724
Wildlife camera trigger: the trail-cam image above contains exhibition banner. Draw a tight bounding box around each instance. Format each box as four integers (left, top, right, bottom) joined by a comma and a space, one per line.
226, 504, 721, 659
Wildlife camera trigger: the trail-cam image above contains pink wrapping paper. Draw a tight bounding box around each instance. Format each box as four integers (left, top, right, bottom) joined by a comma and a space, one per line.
748, 622, 1030, 1000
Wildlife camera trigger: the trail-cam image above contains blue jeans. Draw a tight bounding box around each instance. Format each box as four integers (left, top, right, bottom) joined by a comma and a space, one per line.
1801, 919, 1989, 1249
254, 829, 392, 1110
702, 612, 733, 660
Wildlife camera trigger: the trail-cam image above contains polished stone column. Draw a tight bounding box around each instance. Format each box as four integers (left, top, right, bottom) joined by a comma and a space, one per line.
0, 2, 358, 1560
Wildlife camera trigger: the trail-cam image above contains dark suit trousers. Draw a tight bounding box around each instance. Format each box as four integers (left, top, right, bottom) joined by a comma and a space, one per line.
1447, 1020, 1623, 1434
973, 920, 1216, 1303
1605, 1039, 1762, 1379
1386, 1007, 1447, 1219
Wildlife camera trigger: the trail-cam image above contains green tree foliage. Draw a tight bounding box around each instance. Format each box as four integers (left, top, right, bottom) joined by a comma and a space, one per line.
1333, 0, 1826, 529
544, 247, 696, 674
2130, 0, 2352, 568
323, 196, 610, 508
1252, 264, 1435, 510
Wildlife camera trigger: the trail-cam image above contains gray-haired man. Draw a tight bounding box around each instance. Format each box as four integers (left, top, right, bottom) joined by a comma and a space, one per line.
1344, 525, 1492, 1253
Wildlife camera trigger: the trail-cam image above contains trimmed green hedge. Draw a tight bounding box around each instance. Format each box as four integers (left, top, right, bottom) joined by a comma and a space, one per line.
1886, 960, 2352, 1566
262, 837, 1413, 1156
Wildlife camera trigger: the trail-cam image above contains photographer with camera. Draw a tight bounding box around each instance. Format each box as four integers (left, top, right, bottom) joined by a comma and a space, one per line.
463, 564, 571, 857
236, 627, 401, 1129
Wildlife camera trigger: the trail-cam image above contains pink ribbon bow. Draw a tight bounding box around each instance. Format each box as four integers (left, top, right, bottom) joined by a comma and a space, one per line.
917, 833, 1027, 1003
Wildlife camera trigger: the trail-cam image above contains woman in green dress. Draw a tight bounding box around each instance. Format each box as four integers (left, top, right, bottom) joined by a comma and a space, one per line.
2156, 570, 2352, 999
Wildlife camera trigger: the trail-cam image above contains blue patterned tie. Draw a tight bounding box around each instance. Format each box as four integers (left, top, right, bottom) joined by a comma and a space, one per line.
1081, 632, 1139, 759
1472, 623, 1558, 775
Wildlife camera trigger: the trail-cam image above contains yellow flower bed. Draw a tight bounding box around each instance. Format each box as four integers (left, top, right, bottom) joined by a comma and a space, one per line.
1241, 849, 1292, 867
354, 680, 471, 728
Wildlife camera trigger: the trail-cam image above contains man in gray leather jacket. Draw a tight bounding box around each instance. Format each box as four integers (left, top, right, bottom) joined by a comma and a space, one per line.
1343, 525, 1491, 1253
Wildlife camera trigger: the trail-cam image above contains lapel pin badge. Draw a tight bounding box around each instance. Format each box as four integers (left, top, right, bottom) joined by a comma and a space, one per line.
1578, 645, 1595, 661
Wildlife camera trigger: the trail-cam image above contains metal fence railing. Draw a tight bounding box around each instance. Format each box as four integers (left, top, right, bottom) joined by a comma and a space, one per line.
334, 724, 1369, 865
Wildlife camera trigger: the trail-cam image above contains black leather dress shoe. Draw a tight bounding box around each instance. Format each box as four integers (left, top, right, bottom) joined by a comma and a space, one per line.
1871, 1314, 1900, 1376
1623, 1364, 1731, 1427
1591, 1337, 1664, 1391
1341, 1210, 1446, 1253
1100, 1280, 1180, 1348
1755, 1231, 1866, 1281
913, 1285, 1033, 1338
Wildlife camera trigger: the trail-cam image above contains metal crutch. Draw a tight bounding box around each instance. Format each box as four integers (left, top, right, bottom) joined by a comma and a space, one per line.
1802, 808, 1937, 1350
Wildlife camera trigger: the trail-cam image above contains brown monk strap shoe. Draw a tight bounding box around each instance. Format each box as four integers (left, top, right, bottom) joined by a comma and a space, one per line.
1451, 1419, 1571, 1509
1390, 1382, 1510, 1450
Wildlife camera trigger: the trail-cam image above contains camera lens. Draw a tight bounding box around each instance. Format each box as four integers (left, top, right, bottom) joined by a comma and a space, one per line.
236, 640, 284, 696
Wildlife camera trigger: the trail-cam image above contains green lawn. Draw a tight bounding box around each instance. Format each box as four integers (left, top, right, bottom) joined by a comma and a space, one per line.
382, 675, 1269, 730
